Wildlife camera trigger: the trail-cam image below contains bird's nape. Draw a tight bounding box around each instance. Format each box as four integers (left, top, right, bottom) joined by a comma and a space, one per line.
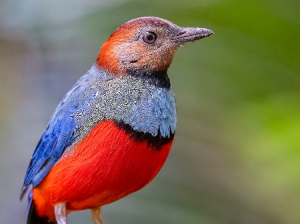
96, 16, 213, 75
22, 16, 214, 224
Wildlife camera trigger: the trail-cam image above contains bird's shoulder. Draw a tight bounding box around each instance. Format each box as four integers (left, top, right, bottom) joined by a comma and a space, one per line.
22, 65, 177, 198
22, 65, 114, 195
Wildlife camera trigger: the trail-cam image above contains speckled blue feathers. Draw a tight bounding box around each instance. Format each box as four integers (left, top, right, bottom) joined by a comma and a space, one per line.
22, 64, 177, 195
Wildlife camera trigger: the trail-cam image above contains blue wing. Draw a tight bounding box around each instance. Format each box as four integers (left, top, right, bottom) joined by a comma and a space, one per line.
21, 65, 113, 198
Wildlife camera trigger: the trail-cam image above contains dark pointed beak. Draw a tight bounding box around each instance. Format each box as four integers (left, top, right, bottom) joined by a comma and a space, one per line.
172, 27, 214, 43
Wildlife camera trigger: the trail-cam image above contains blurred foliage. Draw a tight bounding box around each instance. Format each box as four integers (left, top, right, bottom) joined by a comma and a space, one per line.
0, 0, 299, 223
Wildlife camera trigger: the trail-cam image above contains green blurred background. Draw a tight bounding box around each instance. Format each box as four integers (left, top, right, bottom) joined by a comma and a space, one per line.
1, 0, 300, 223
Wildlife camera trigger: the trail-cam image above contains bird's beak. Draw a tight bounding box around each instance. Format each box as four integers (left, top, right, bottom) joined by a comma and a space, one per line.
172, 27, 214, 44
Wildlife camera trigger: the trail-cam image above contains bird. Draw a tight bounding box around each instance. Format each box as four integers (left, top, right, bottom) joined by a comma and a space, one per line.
21, 16, 214, 224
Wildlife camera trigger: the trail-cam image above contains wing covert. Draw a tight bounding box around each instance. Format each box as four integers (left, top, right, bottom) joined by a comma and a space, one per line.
21, 65, 114, 198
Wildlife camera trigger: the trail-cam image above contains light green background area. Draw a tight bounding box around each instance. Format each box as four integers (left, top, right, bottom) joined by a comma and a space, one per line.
0, 0, 299, 223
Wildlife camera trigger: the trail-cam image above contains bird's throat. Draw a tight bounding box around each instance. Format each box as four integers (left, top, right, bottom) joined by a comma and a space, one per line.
126, 68, 171, 89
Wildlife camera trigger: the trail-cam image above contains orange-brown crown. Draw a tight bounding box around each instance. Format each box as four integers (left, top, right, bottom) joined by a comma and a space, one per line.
96, 17, 214, 76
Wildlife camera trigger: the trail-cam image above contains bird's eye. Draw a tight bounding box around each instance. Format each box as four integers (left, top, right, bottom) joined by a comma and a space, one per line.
143, 32, 157, 44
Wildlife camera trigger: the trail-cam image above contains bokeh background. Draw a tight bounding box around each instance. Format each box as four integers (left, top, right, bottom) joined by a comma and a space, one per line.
1, 0, 300, 223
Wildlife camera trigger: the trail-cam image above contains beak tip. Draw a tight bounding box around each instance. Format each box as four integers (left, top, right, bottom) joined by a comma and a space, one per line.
203, 28, 215, 36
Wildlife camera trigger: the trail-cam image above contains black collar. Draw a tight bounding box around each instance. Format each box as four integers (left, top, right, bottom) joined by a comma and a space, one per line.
126, 69, 171, 89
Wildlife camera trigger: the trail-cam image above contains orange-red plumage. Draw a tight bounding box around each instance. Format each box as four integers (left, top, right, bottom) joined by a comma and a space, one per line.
96, 22, 138, 75
22, 17, 214, 224
96, 19, 178, 75
33, 120, 172, 221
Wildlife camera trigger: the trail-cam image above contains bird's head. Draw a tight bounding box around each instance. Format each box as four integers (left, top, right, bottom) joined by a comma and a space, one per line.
96, 17, 214, 76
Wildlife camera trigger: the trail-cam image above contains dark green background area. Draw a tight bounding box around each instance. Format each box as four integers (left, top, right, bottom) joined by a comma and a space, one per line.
0, 0, 299, 223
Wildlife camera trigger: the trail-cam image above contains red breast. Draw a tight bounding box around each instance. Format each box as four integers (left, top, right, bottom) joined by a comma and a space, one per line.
33, 120, 172, 221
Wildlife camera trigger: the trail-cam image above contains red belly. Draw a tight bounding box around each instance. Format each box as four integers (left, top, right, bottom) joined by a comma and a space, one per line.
33, 120, 172, 220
